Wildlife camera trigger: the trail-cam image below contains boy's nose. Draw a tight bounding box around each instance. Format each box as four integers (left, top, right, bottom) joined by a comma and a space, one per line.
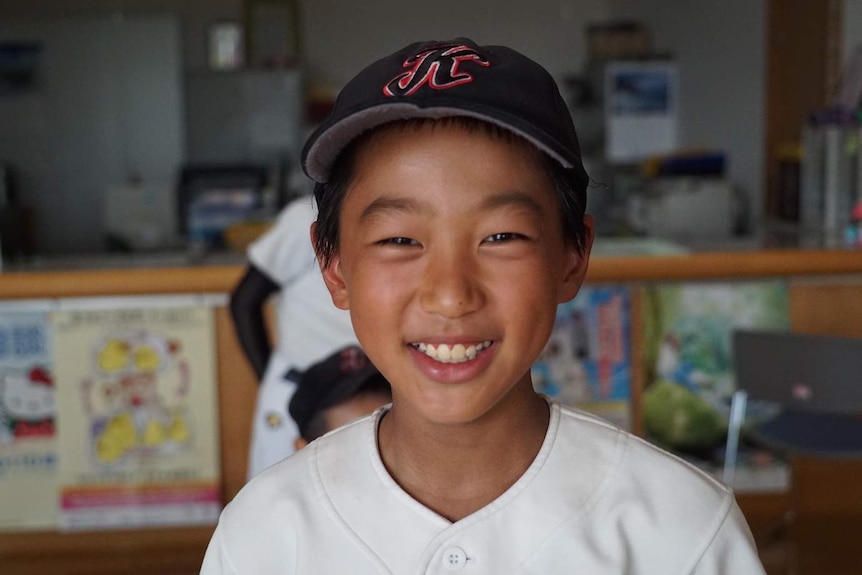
418, 253, 484, 319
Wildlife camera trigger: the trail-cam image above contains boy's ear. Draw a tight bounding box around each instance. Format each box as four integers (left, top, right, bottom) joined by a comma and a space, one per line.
294, 437, 308, 451
310, 222, 350, 310
558, 215, 594, 303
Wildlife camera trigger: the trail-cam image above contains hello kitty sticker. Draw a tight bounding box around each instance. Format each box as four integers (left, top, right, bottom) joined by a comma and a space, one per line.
0, 313, 55, 446
0, 308, 58, 531
0, 366, 55, 443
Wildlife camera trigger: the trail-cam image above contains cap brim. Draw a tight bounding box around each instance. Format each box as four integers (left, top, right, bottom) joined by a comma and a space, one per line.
303, 102, 578, 184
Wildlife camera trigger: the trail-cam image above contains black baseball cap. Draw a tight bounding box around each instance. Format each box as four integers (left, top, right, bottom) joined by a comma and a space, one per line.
301, 37, 588, 185
288, 345, 389, 440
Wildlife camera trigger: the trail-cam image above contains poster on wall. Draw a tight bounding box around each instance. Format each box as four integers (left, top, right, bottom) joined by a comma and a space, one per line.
52, 298, 221, 530
532, 286, 632, 430
641, 281, 791, 491
0, 302, 59, 531
604, 60, 679, 163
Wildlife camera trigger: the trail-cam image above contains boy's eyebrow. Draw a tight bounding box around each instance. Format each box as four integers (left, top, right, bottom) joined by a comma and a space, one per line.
359, 196, 433, 222
358, 190, 545, 222
479, 191, 545, 216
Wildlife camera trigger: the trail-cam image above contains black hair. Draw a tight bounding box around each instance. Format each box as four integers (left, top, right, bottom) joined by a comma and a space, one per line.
312, 117, 588, 267
301, 374, 392, 442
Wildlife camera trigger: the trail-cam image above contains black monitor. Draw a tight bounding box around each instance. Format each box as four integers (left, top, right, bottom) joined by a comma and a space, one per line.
177, 164, 268, 249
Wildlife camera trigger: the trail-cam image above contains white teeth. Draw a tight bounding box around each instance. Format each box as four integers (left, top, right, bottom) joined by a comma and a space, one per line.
437, 344, 451, 361
451, 344, 466, 361
412, 341, 491, 364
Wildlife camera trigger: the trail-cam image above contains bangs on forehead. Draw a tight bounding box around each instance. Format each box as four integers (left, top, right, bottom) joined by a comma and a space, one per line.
313, 116, 587, 269
357, 116, 543, 157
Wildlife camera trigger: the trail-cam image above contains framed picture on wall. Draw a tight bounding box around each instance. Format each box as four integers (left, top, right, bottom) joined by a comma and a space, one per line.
207, 21, 244, 70
604, 60, 678, 163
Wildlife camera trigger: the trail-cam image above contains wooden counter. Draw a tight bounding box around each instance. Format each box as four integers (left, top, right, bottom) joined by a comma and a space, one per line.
0, 265, 244, 300
2, 248, 862, 301
1, 247, 862, 574
588, 248, 862, 282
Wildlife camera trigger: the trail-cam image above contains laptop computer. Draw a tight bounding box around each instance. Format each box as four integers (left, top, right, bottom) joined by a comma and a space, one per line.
732, 330, 862, 457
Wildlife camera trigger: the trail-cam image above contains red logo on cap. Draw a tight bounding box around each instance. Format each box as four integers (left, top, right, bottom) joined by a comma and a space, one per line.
339, 346, 368, 374
383, 44, 490, 97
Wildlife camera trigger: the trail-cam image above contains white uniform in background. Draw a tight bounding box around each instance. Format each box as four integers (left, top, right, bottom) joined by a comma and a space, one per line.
245, 197, 356, 479
202, 402, 766, 575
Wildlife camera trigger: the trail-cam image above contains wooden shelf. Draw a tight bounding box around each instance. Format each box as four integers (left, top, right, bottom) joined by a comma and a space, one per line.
0, 525, 212, 575
2, 248, 861, 574
587, 249, 862, 283
0, 266, 243, 300
1, 247, 861, 302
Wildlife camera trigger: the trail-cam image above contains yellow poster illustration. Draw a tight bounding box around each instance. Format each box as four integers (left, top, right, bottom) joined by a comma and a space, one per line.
52, 302, 221, 530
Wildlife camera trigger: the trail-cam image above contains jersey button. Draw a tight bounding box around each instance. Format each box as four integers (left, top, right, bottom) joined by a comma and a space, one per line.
442, 546, 467, 571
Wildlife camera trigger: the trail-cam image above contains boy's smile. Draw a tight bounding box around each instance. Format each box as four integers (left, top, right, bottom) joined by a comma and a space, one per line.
321, 121, 592, 428
409, 340, 492, 363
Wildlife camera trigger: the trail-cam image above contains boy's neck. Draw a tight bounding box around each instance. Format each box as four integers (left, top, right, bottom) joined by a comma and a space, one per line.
376, 388, 550, 523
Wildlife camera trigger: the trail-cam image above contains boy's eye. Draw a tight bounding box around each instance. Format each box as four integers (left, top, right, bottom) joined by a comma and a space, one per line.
379, 237, 419, 246
484, 232, 526, 243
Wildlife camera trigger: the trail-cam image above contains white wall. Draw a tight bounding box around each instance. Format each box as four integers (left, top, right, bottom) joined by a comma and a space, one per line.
0, 0, 239, 72
0, 0, 769, 251
608, 0, 766, 224
0, 0, 611, 83
0, 16, 184, 253
300, 0, 610, 89
1, 0, 614, 254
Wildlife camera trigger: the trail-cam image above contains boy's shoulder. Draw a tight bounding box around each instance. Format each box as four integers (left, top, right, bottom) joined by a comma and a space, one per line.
280, 196, 317, 220
247, 196, 318, 276
264, 196, 315, 239
209, 414, 375, 561
219, 411, 375, 528
517, 403, 759, 574
208, 404, 755, 574
257, 407, 373, 479
553, 401, 733, 513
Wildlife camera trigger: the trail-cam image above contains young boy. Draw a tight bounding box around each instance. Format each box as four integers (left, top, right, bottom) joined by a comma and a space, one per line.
288, 344, 391, 449
230, 196, 358, 479
201, 38, 765, 574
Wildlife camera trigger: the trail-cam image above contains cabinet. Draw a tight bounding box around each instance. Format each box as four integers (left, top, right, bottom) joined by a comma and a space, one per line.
0, 267, 256, 575
2, 250, 862, 573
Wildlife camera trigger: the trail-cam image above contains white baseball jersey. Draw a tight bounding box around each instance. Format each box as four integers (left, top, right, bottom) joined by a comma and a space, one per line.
248, 197, 356, 371
201, 402, 766, 574
245, 197, 357, 479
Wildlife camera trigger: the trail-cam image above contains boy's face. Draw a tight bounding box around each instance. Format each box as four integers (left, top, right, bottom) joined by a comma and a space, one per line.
320, 122, 593, 428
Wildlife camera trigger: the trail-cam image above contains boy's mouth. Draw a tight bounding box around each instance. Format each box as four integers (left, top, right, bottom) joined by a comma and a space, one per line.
409, 341, 492, 364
